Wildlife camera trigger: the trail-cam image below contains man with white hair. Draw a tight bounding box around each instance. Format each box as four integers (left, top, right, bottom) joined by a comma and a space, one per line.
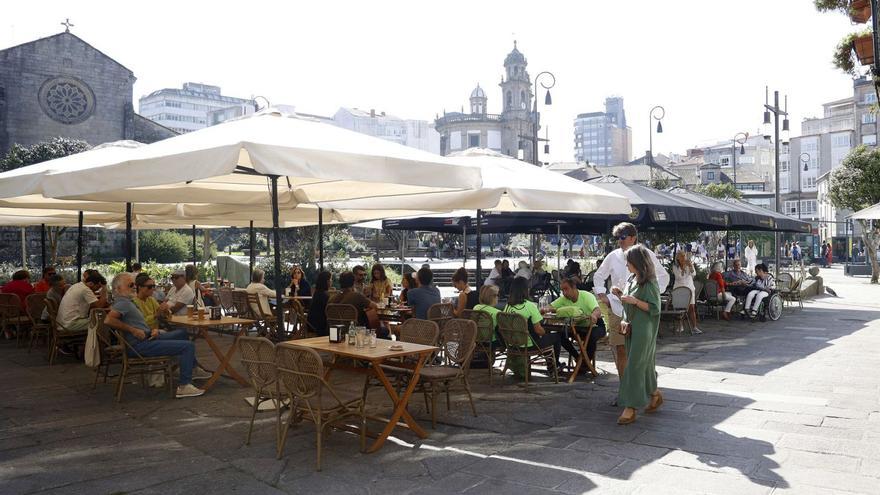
104, 272, 205, 398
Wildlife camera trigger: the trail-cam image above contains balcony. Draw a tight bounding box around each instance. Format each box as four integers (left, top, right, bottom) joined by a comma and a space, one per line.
435, 113, 502, 127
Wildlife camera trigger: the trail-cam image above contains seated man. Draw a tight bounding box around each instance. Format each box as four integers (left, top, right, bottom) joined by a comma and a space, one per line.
722, 259, 753, 298
41, 274, 68, 321
406, 267, 441, 320
159, 269, 195, 317
514, 261, 532, 280
329, 271, 376, 327
1, 270, 35, 313
542, 276, 607, 371
56, 272, 108, 331
744, 263, 775, 318
245, 268, 278, 317
104, 272, 206, 398
484, 260, 503, 287
33, 266, 56, 293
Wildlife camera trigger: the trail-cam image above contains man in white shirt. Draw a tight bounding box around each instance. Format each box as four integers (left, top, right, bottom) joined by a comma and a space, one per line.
744, 239, 759, 275
514, 260, 532, 279
593, 222, 669, 395
159, 269, 195, 316
57, 272, 109, 331
483, 260, 503, 287
246, 268, 277, 317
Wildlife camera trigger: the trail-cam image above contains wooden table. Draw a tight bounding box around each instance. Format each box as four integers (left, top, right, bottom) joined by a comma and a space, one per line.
376, 306, 412, 323
168, 315, 256, 390
281, 336, 438, 453
542, 314, 598, 383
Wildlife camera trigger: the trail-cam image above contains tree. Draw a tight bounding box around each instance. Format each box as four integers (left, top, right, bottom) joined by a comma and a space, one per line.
697, 182, 742, 200
0, 137, 92, 264
138, 231, 191, 263
829, 145, 880, 283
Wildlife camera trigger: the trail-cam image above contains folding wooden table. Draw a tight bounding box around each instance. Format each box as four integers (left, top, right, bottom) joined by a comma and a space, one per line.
167, 315, 256, 390
281, 337, 438, 453
542, 314, 598, 383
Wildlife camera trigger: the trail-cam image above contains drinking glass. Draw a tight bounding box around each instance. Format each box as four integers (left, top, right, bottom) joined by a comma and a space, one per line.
369, 329, 377, 348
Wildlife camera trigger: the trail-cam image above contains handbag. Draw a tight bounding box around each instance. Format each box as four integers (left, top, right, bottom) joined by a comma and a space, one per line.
84, 316, 101, 368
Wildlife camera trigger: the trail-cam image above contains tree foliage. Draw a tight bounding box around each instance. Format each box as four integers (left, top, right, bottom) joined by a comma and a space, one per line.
829, 145, 880, 282
697, 182, 742, 200
138, 230, 211, 264
0, 137, 91, 172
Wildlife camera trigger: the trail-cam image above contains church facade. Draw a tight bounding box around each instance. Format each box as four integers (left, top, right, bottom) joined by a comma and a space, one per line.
434, 43, 538, 163
0, 30, 175, 155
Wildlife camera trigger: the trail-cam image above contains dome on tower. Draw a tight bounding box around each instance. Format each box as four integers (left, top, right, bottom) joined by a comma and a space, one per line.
504, 41, 526, 66
470, 84, 486, 98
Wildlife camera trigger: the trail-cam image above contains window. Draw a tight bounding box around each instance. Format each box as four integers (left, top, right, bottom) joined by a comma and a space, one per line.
862, 134, 877, 146
800, 200, 817, 215
865, 93, 877, 104
468, 133, 480, 148
831, 132, 851, 147
803, 176, 817, 189
707, 171, 715, 180
784, 201, 799, 215
506, 91, 512, 109
719, 156, 730, 166
862, 113, 877, 124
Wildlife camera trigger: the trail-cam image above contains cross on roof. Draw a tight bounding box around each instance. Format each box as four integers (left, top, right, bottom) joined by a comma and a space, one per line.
61, 18, 74, 33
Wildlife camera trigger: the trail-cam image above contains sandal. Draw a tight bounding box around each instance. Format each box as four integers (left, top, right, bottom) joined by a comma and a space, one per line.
617, 407, 637, 425
645, 391, 663, 414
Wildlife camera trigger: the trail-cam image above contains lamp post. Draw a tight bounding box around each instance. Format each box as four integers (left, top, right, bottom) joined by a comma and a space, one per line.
731, 132, 748, 188
531, 71, 555, 165
763, 86, 789, 277
648, 105, 665, 183
798, 153, 810, 221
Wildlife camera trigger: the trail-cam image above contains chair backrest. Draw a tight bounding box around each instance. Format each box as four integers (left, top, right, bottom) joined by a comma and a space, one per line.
217, 287, 235, 313
238, 336, 277, 391
789, 277, 802, 291
232, 290, 252, 318
440, 319, 477, 370
497, 312, 531, 348
0, 292, 22, 318
670, 286, 692, 310
25, 293, 47, 325
246, 292, 269, 319
44, 297, 65, 333
693, 280, 704, 301
275, 344, 324, 401
399, 318, 439, 346
462, 309, 495, 343
427, 303, 454, 329
326, 303, 358, 328
777, 272, 793, 290
0, 292, 19, 308
89, 308, 112, 349
703, 279, 719, 302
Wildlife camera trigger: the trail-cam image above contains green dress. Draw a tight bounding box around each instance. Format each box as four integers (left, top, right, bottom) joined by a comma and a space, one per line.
618, 278, 661, 409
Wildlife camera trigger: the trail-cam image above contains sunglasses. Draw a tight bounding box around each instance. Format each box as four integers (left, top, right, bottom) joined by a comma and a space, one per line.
617, 235, 631, 240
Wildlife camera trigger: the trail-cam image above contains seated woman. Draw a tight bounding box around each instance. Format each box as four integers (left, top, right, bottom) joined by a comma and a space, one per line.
245, 268, 277, 318
473, 285, 501, 335
288, 265, 312, 298
133, 274, 161, 329
744, 263, 774, 318
368, 263, 393, 303
452, 267, 479, 317
307, 271, 332, 336
503, 277, 563, 371
399, 272, 414, 304
707, 262, 736, 320
185, 265, 215, 307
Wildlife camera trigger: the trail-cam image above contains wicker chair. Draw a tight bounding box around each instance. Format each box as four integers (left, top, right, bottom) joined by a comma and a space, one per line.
462, 309, 505, 384
285, 298, 310, 339
275, 345, 366, 470
427, 303, 454, 331
247, 293, 280, 339
0, 293, 29, 346
218, 287, 237, 317
109, 327, 177, 402
238, 336, 281, 445
44, 298, 88, 365
496, 312, 558, 385
776, 273, 793, 305
780, 277, 803, 310
25, 293, 49, 352
417, 318, 478, 428
325, 303, 358, 329
661, 287, 692, 334
90, 308, 123, 389
700, 279, 723, 319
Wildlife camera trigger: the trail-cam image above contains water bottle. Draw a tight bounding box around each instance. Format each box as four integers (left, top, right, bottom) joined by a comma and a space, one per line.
347, 322, 356, 345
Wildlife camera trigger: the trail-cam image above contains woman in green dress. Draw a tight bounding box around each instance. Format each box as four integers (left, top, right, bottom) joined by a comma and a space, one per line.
613, 244, 663, 425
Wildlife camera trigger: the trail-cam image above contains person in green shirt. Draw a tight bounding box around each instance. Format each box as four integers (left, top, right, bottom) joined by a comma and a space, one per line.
542, 277, 607, 367
615, 245, 662, 425
503, 277, 562, 371
473, 285, 501, 341
133, 275, 161, 329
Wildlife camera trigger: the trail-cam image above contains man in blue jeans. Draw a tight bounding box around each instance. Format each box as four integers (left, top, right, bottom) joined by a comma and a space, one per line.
104, 272, 205, 398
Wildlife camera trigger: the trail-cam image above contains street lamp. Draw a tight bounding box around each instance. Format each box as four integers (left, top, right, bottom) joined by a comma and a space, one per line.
763, 86, 789, 277
531, 71, 555, 165
798, 152, 810, 220
732, 132, 748, 187
648, 105, 665, 183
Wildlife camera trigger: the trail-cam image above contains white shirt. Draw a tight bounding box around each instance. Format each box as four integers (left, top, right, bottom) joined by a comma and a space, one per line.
744, 245, 758, 261
246, 282, 277, 316
672, 264, 695, 290
515, 267, 532, 279
484, 268, 502, 286
593, 245, 670, 295
165, 284, 195, 315
57, 282, 98, 327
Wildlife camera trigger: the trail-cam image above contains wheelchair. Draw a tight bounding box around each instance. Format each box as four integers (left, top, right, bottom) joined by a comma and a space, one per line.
732, 288, 783, 322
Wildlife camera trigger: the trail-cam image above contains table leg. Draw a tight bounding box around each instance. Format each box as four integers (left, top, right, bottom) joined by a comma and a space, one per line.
200, 328, 249, 390
568, 324, 596, 383
367, 352, 429, 453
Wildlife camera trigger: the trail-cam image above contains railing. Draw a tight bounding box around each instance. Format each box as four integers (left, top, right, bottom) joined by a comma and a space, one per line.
435, 114, 502, 126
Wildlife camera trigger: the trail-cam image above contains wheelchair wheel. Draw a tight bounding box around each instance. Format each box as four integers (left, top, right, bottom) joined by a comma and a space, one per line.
766, 293, 783, 321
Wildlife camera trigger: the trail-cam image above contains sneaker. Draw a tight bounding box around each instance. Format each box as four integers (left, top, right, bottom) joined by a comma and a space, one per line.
175, 384, 205, 398
192, 367, 213, 380
692, 327, 703, 334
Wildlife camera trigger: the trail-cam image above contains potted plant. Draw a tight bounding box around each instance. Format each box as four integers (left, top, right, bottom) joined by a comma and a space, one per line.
853, 30, 875, 65
851, 0, 872, 23
833, 30, 873, 74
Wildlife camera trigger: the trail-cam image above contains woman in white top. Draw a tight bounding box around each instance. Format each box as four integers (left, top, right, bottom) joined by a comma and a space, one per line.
672, 250, 701, 334
245, 268, 277, 317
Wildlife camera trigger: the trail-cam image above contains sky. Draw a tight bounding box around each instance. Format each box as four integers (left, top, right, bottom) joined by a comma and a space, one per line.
4, 0, 861, 163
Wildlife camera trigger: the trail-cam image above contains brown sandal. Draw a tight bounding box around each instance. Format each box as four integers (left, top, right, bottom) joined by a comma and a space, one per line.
645, 392, 663, 414
617, 408, 637, 425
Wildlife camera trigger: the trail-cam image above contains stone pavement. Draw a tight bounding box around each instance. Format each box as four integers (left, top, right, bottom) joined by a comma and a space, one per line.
1, 265, 879, 494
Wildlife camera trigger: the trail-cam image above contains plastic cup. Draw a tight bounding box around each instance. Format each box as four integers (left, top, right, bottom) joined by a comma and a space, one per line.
186, 305, 194, 319
197, 308, 205, 320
